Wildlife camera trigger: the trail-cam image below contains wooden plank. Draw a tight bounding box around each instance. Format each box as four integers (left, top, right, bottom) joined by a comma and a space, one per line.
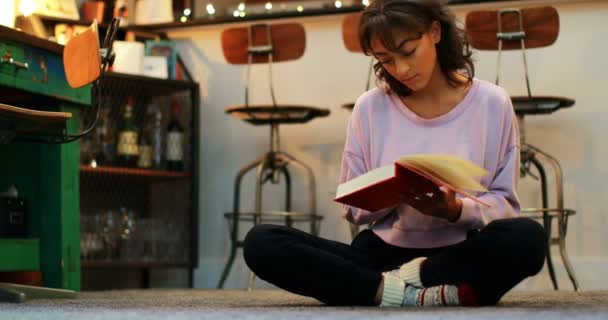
466, 6, 559, 50
0, 103, 71, 122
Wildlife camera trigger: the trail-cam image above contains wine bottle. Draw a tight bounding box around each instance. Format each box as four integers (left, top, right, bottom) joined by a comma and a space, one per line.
165, 99, 184, 171
116, 97, 139, 167
151, 106, 164, 170
137, 105, 158, 169
137, 127, 152, 169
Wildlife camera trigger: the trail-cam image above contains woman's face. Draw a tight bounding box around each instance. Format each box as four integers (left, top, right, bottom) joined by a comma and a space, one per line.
371, 22, 441, 92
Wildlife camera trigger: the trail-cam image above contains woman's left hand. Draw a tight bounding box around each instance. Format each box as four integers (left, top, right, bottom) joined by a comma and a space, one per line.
400, 186, 463, 222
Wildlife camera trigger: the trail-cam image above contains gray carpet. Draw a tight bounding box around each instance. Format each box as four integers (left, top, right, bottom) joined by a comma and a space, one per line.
1, 289, 607, 320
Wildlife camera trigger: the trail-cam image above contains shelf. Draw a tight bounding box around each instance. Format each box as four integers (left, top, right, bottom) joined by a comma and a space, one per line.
35, 14, 165, 36
36, 14, 107, 28
0, 238, 40, 271
102, 72, 196, 97
80, 165, 191, 181
36, 1, 540, 33
81, 260, 190, 269
129, 6, 364, 31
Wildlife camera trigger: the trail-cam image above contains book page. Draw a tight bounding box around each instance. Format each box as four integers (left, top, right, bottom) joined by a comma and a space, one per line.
397, 154, 488, 192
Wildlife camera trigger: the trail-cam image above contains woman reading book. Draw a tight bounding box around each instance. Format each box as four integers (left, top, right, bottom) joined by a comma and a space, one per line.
243, 0, 547, 307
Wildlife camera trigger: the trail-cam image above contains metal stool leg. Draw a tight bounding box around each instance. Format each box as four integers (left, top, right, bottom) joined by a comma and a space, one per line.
281, 165, 292, 212
218, 156, 264, 289
558, 225, 579, 291
247, 156, 274, 291
279, 151, 319, 235
530, 145, 580, 291
530, 156, 559, 290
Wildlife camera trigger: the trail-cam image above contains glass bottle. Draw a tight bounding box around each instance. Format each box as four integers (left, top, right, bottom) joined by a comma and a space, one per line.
150, 104, 164, 170
165, 99, 184, 171
116, 97, 139, 167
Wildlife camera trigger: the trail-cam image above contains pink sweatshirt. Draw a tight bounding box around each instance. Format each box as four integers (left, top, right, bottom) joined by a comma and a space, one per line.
339, 78, 521, 248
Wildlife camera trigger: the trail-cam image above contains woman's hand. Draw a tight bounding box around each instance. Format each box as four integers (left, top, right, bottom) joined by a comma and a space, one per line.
400, 185, 463, 222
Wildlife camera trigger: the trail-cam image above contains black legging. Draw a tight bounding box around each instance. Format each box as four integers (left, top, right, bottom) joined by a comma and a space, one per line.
243, 218, 547, 306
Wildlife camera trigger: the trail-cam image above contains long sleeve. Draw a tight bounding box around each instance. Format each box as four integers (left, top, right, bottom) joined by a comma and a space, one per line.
454, 100, 521, 229
338, 102, 396, 226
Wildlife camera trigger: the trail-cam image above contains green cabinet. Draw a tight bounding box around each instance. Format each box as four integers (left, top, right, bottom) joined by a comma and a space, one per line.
0, 26, 90, 291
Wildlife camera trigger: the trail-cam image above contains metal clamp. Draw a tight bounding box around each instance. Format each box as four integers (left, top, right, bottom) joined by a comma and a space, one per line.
1, 52, 29, 70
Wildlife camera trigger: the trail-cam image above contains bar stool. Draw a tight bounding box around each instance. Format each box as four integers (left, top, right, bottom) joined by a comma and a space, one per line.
217, 23, 329, 290
466, 6, 579, 291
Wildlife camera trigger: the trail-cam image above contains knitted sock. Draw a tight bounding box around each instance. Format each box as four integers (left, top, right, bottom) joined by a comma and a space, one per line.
381, 272, 478, 307
403, 284, 458, 306
399, 257, 427, 287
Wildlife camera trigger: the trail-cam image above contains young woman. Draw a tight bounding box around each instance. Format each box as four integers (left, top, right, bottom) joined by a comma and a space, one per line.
243, 0, 546, 307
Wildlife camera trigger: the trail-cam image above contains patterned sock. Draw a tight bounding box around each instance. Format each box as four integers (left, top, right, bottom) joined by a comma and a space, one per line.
402, 283, 478, 307
381, 271, 478, 307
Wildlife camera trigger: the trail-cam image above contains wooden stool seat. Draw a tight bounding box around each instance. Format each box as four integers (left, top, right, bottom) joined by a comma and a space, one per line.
225, 105, 329, 125
341, 103, 355, 111
511, 96, 575, 116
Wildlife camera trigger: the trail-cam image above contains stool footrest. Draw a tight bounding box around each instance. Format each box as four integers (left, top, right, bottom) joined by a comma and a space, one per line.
521, 208, 576, 219
225, 211, 322, 222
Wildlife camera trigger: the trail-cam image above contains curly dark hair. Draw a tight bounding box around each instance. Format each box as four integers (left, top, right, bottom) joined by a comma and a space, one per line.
359, 0, 474, 97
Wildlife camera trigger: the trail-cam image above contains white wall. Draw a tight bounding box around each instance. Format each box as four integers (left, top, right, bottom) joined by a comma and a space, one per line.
0, 0, 15, 28
168, 0, 608, 291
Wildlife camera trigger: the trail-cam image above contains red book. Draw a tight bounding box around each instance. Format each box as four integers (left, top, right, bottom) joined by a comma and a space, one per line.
334, 154, 491, 212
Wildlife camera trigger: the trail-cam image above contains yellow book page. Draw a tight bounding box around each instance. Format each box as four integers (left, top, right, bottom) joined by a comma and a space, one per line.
397, 154, 488, 192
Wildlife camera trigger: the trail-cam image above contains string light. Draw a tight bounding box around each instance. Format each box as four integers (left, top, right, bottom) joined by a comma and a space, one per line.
335, 1, 342, 9
238, 3, 245, 11
206, 3, 216, 15
297, 5, 304, 12
265, 2, 273, 10
233, 10, 240, 17
362, 0, 370, 6
183, 8, 191, 16
19, 0, 37, 16
180, 16, 187, 22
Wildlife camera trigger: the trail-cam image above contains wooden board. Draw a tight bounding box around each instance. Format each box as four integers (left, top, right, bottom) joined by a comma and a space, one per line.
63, 21, 101, 88
465, 6, 559, 50
0, 103, 72, 122
221, 23, 306, 64
342, 12, 363, 53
